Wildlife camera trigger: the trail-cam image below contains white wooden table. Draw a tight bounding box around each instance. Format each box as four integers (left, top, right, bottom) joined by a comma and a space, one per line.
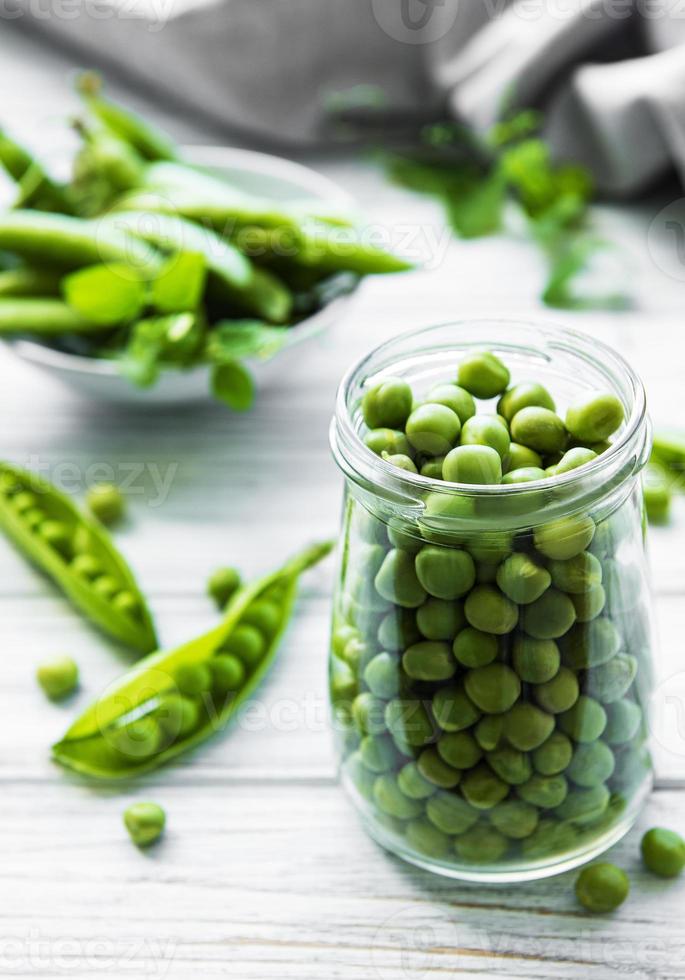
2, 24, 685, 980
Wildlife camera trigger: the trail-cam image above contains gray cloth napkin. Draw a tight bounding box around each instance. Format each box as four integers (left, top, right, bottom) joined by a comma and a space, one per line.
18, 0, 685, 195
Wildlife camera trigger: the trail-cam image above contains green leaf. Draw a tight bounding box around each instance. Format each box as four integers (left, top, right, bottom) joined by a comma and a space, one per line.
205, 319, 285, 364
119, 313, 205, 388
211, 360, 254, 411
151, 252, 207, 313
63, 263, 147, 325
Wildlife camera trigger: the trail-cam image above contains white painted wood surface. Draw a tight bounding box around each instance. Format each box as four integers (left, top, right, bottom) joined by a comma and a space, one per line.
1, 23, 685, 979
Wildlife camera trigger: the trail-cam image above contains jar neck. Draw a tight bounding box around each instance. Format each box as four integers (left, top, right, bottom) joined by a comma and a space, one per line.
330, 320, 651, 530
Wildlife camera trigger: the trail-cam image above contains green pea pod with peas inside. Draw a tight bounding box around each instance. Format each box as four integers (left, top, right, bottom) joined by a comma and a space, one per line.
0, 461, 157, 653
52, 540, 333, 779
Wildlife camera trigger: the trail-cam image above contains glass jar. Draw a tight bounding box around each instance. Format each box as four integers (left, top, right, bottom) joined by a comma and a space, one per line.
329, 320, 654, 882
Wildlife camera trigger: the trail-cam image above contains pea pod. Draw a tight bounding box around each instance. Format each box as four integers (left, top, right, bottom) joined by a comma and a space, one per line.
0, 130, 72, 212
103, 211, 293, 324
0, 462, 157, 653
0, 298, 105, 335
76, 72, 178, 163
0, 210, 162, 274
52, 540, 333, 779
0, 267, 61, 297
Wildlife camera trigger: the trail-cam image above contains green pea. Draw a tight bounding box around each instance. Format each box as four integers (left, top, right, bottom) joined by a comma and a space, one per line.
375, 549, 427, 608
457, 350, 510, 399
587, 654, 638, 703
87, 482, 125, 525
432, 683, 481, 732
490, 800, 539, 839
36, 655, 78, 700
467, 533, 512, 564
442, 445, 502, 485
534, 515, 595, 560
475, 714, 505, 751
554, 447, 598, 475
207, 566, 241, 607
406, 818, 451, 859
503, 703, 554, 751
157, 693, 201, 738
518, 773, 568, 809
415, 545, 475, 600
242, 599, 281, 636
92, 574, 120, 602
373, 774, 423, 820
498, 382, 555, 421
402, 640, 456, 682
385, 698, 434, 747
71, 553, 102, 580
438, 731, 482, 769
344, 751, 376, 800
566, 391, 625, 443
332, 622, 359, 659
416, 598, 464, 640
383, 452, 418, 473
420, 457, 446, 479
405, 403, 461, 456
556, 785, 610, 825
486, 746, 532, 785
24, 507, 47, 531
426, 791, 479, 834
510, 407, 567, 454
397, 761, 436, 800
567, 742, 615, 787
123, 802, 166, 847
365, 428, 414, 458
39, 519, 72, 557
501, 466, 546, 485
352, 692, 387, 735
112, 591, 139, 617
460, 415, 510, 459
464, 585, 518, 635
532, 732, 573, 775
339, 635, 372, 672
461, 765, 509, 809
425, 383, 476, 424
452, 626, 498, 668
454, 824, 509, 863
512, 636, 560, 683
548, 552, 602, 595
641, 828, 685, 878
604, 699, 642, 745
387, 524, 423, 554
360, 734, 400, 773
364, 652, 401, 698
465, 663, 521, 714
13, 490, 38, 513
417, 747, 462, 788
571, 584, 606, 622
504, 443, 543, 472
222, 625, 266, 668
559, 695, 607, 743
175, 663, 213, 696
212, 654, 246, 695
560, 618, 620, 669
110, 717, 162, 760
496, 553, 550, 605
362, 377, 413, 430
378, 608, 421, 651
520, 588, 576, 640
643, 465, 671, 524
533, 667, 579, 714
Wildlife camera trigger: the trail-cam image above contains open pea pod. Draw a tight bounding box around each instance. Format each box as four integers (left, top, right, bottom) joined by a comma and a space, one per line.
0, 462, 157, 653
52, 540, 333, 779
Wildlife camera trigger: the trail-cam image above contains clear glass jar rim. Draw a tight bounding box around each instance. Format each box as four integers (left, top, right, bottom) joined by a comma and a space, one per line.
331, 319, 649, 509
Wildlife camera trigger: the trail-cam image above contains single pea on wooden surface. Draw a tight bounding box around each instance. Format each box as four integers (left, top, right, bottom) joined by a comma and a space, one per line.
641, 827, 685, 878
575, 862, 630, 913
36, 655, 79, 700
123, 802, 166, 847
86, 482, 125, 525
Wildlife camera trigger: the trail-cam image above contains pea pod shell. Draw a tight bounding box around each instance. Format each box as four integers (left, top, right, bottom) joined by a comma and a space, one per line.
0, 462, 157, 653
52, 540, 333, 779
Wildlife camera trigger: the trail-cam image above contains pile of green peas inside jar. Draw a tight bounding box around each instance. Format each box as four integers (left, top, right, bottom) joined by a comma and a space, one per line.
330, 350, 653, 873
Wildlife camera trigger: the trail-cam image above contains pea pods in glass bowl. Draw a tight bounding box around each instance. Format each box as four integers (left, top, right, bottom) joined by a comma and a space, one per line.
0, 461, 156, 653
328, 321, 655, 882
